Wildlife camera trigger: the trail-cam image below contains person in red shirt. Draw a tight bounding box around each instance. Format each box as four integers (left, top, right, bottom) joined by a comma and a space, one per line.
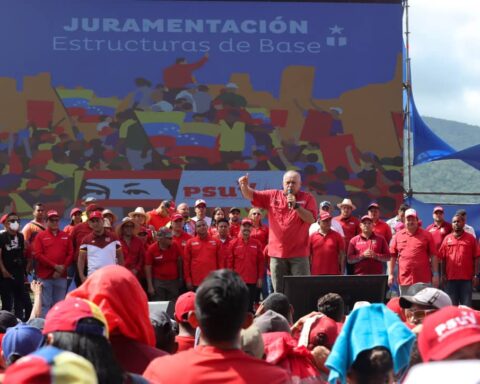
426, 206, 453, 251
174, 292, 196, 353
367, 202, 392, 245
208, 207, 226, 237
248, 207, 269, 249
116, 217, 144, 279
389, 209, 439, 295
63, 207, 82, 235
238, 170, 317, 292
129, 207, 155, 248
145, 227, 183, 301
228, 207, 242, 238
171, 213, 192, 256
184, 220, 222, 290
143, 269, 289, 384
227, 219, 264, 312
163, 54, 209, 90
147, 200, 172, 231
347, 215, 390, 275
335, 198, 360, 275
213, 218, 232, 268
438, 213, 479, 306
33, 210, 74, 317
310, 211, 346, 275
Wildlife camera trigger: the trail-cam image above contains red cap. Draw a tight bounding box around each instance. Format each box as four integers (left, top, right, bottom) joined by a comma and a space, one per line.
418, 306, 480, 362
360, 215, 373, 222
0, 214, 8, 224
46, 210, 59, 219
174, 292, 196, 323
86, 204, 103, 213
171, 213, 183, 222
70, 208, 82, 217
320, 211, 332, 221
241, 218, 253, 226
88, 211, 103, 221
433, 206, 444, 213
308, 315, 338, 350
43, 298, 109, 338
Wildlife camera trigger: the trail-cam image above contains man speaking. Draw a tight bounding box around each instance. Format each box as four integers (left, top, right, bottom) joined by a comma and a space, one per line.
238, 171, 317, 291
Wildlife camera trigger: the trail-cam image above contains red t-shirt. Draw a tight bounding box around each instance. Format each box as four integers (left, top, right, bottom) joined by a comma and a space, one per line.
143, 345, 289, 384
372, 220, 392, 245
175, 335, 195, 353
147, 210, 171, 231
390, 228, 436, 286
184, 236, 222, 286
426, 221, 453, 251
227, 237, 264, 284
163, 56, 208, 89
33, 229, 74, 279
335, 215, 360, 248
145, 242, 182, 280
347, 233, 390, 275
250, 225, 269, 249
438, 232, 479, 280
229, 223, 241, 238
214, 235, 232, 269
252, 189, 317, 258
310, 230, 345, 275
119, 236, 145, 273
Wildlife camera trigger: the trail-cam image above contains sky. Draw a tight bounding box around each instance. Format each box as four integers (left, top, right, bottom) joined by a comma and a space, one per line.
408, 0, 480, 126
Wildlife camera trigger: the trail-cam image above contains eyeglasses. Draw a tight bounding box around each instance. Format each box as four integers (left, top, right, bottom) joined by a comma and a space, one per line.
8, 219, 18, 223
406, 308, 437, 321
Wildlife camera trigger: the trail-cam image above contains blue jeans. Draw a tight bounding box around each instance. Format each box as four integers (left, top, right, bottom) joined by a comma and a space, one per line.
446, 280, 472, 307
39, 278, 68, 317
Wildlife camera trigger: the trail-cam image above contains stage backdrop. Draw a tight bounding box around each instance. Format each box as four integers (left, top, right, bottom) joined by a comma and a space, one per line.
0, 0, 403, 219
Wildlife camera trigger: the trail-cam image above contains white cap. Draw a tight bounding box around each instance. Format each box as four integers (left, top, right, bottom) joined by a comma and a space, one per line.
405, 208, 418, 218
195, 199, 207, 207
400, 288, 452, 310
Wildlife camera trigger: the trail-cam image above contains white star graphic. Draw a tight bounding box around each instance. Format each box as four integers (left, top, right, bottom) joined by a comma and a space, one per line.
330, 25, 344, 35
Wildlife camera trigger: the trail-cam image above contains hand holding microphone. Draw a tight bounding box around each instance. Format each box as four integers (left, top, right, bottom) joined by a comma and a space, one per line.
287, 188, 295, 209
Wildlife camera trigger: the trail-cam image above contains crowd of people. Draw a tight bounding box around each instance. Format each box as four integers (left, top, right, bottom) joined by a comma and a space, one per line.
0, 169, 478, 382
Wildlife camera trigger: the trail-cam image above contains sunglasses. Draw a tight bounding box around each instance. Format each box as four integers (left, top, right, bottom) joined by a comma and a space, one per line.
48, 218, 60, 222
8, 219, 18, 223
406, 308, 437, 321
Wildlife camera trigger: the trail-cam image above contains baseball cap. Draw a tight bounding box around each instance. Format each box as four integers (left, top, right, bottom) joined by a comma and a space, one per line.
320, 201, 331, 208
43, 298, 109, 338
195, 199, 207, 207
175, 292, 196, 323
399, 287, 452, 310
254, 310, 291, 334
320, 211, 332, 221
87, 211, 103, 221
47, 210, 59, 219
368, 202, 380, 209
0, 310, 19, 333
1, 324, 43, 363
405, 208, 418, 218
171, 213, 183, 222
241, 218, 253, 226
229, 207, 241, 213
156, 227, 173, 238
240, 325, 264, 359
69, 208, 82, 217
3, 345, 97, 384
433, 206, 444, 213
298, 314, 338, 350
360, 215, 373, 222
86, 204, 104, 213
418, 306, 480, 362
0, 214, 8, 224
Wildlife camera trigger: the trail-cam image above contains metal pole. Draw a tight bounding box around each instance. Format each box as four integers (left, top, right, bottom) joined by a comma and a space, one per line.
403, 0, 413, 199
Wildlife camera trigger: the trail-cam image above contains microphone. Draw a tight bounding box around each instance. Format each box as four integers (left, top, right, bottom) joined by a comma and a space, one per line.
287, 188, 294, 209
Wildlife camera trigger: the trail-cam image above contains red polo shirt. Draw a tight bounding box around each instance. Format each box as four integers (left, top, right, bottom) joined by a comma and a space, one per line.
143, 345, 289, 384
252, 189, 317, 258
147, 210, 170, 231
310, 230, 345, 275
184, 235, 221, 286
120, 236, 145, 273
390, 227, 436, 285
438, 231, 479, 280
172, 231, 192, 256
213, 235, 232, 269
335, 215, 360, 247
372, 220, 392, 245
227, 237, 264, 284
347, 233, 390, 275
250, 225, 269, 249
33, 228, 74, 279
229, 222, 241, 238
145, 242, 182, 280
426, 221, 453, 250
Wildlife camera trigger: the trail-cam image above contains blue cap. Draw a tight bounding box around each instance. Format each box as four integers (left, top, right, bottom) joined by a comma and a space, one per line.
2, 323, 43, 363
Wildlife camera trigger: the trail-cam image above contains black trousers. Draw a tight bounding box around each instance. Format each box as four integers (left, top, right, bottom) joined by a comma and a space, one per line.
1, 271, 29, 320
247, 284, 258, 313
